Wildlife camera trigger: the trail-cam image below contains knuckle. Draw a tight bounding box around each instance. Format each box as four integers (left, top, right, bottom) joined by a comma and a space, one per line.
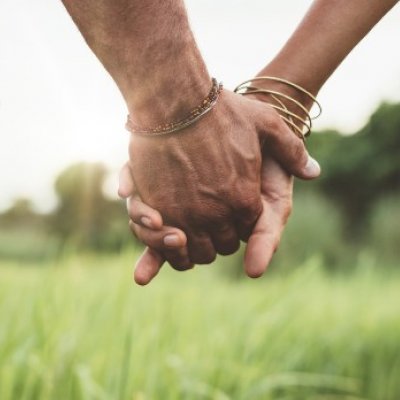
127, 201, 140, 220
236, 196, 262, 221
214, 222, 233, 233
172, 265, 191, 271
188, 204, 230, 230
164, 249, 193, 271
293, 142, 307, 162
216, 240, 240, 256
189, 247, 217, 265
195, 252, 217, 264
169, 263, 193, 271
187, 231, 217, 265
167, 257, 193, 271
128, 221, 142, 242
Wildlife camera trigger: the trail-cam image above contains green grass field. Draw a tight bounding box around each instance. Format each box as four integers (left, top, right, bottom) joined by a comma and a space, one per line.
0, 253, 399, 400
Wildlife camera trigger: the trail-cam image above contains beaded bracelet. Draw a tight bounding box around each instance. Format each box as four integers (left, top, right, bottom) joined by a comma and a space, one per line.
126, 78, 223, 136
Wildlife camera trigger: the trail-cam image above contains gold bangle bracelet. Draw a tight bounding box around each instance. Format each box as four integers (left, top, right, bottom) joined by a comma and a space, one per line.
235, 76, 322, 119
236, 87, 313, 137
236, 86, 312, 125
267, 95, 307, 139
234, 76, 322, 139
240, 89, 312, 136
279, 115, 307, 140
267, 103, 311, 137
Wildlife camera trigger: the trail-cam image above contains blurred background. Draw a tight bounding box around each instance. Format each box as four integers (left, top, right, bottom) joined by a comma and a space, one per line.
0, 1, 399, 399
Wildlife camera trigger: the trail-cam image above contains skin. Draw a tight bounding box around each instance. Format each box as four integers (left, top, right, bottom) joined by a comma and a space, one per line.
120, 147, 294, 284
61, 0, 320, 271
127, 90, 316, 267
121, 0, 399, 285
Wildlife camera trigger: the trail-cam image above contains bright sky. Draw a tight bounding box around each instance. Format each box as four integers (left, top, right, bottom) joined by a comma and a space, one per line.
1, 0, 399, 212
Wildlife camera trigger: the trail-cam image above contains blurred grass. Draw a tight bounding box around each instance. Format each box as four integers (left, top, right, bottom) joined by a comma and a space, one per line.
1, 254, 400, 399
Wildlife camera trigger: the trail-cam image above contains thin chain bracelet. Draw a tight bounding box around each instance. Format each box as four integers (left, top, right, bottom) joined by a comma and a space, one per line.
126, 78, 223, 136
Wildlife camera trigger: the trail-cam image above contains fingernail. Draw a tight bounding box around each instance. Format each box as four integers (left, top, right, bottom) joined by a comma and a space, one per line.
141, 216, 153, 228
304, 156, 321, 177
163, 234, 180, 247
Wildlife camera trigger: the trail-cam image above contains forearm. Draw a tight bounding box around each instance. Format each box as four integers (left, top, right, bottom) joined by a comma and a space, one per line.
61, 0, 210, 125
257, 0, 398, 109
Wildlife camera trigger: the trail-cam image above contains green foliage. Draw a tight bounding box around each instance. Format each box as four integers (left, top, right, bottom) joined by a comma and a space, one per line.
0, 200, 58, 262
271, 190, 351, 269
367, 195, 400, 266
50, 162, 127, 251
307, 102, 400, 236
0, 230, 59, 262
0, 256, 400, 399
0, 163, 135, 260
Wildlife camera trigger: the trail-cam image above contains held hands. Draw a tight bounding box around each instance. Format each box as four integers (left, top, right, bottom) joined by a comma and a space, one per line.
120, 90, 320, 285
120, 151, 294, 285
62, 0, 393, 286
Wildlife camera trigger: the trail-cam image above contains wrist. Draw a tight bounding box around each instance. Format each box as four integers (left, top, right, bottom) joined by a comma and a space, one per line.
126, 78, 222, 136
237, 68, 320, 139
119, 38, 211, 127
130, 59, 211, 127
256, 61, 320, 111
243, 68, 317, 131
257, 76, 314, 112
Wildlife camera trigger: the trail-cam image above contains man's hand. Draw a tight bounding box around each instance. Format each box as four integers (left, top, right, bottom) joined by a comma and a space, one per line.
119, 70, 320, 284
127, 89, 318, 268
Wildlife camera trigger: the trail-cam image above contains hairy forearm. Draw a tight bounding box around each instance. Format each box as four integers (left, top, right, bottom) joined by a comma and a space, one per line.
61, 0, 210, 125
257, 0, 398, 110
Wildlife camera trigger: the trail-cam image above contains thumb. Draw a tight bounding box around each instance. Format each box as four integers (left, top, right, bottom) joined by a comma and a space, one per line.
134, 247, 164, 285
244, 200, 284, 278
258, 112, 321, 180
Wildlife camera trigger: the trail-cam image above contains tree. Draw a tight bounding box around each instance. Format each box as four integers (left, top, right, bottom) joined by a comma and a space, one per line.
305, 102, 400, 237
0, 198, 43, 228
51, 162, 127, 250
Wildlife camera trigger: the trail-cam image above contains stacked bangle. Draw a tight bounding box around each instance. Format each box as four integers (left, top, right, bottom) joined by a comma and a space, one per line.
234, 76, 322, 140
